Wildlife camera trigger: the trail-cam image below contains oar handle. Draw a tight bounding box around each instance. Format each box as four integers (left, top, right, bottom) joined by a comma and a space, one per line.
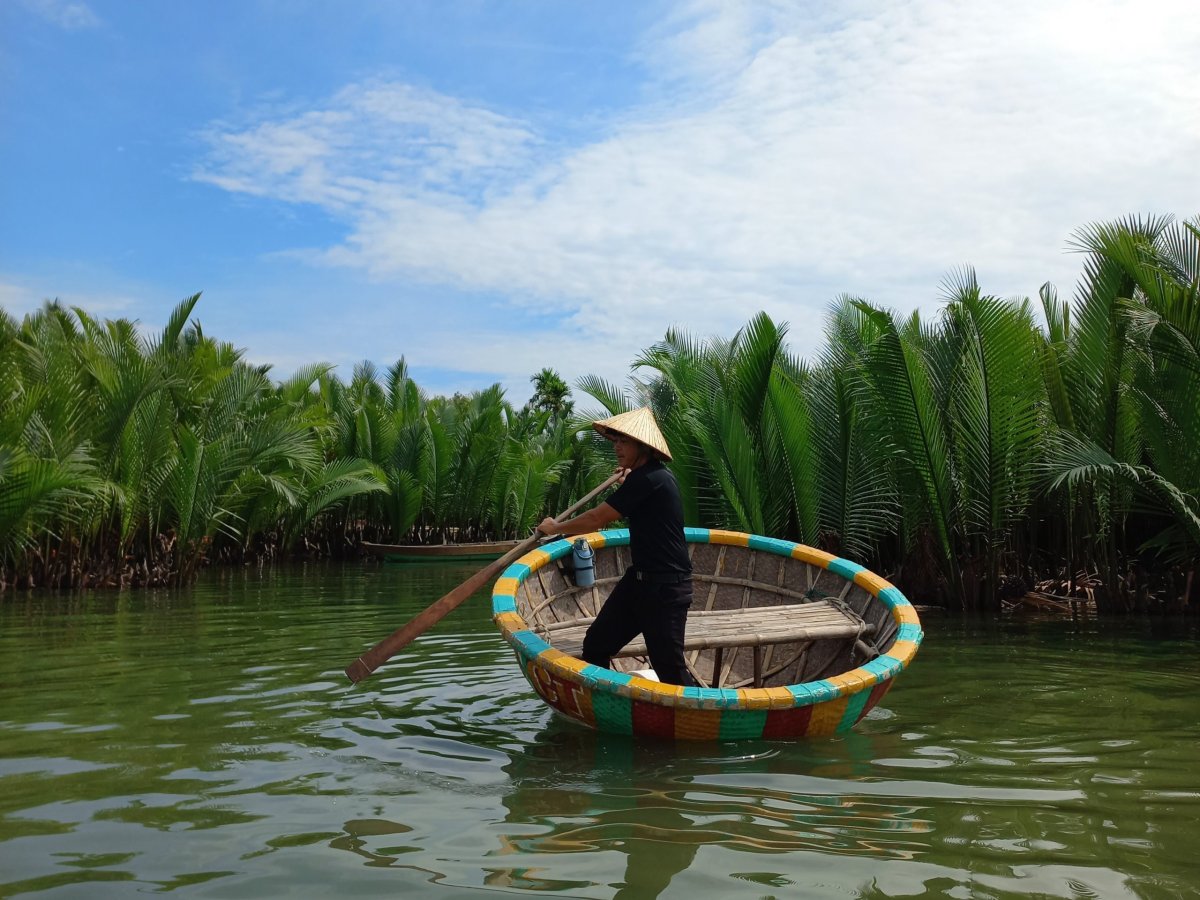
538, 469, 625, 526
344, 471, 623, 684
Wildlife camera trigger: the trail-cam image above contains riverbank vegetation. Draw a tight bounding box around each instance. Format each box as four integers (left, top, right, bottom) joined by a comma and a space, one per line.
2, 215, 1197, 611
0, 294, 608, 589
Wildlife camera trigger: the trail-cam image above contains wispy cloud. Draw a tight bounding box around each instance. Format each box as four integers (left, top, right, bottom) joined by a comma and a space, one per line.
0, 282, 44, 318
0, 279, 139, 320
19, 0, 100, 30
194, 0, 1200, 377
196, 81, 540, 211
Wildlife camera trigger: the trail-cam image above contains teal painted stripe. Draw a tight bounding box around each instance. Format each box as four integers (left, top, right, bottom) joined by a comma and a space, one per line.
719, 709, 768, 740
579, 666, 604, 687
682, 686, 741, 708
684, 526, 711, 542
717, 688, 742, 708
502, 562, 531, 581
748, 535, 796, 556
541, 538, 574, 560
511, 630, 552, 656
580, 665, 632, 688
860, 657, 901, 682
838, 688, 871, 730
599, 528, 630, 545
873, 654, 907, 675
788, 680, 841, 706
878, 586, 910, 608
897, 623, 923, 642
828, 557, 865, 580
592, 691, 633, 734
492, 596, 516, 614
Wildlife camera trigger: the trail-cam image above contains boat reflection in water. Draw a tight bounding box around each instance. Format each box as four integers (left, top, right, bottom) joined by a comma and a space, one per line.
484, 718, 932, 896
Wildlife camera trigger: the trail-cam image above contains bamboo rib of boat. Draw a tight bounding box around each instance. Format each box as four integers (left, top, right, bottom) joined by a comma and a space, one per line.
492, 528, 923, 740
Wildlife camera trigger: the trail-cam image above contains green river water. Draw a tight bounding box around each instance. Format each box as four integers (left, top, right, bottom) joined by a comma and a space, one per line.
1, 561, 1197, 899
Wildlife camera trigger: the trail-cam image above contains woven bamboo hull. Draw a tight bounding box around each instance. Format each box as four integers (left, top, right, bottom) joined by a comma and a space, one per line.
492, 528, 923, 741
362, 540, 521, 562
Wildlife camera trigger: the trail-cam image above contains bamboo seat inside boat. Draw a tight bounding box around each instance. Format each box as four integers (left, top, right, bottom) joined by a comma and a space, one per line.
541, 600, 874, 665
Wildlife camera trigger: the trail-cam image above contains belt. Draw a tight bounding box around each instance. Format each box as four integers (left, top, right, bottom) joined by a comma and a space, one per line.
633, 569, 691, 584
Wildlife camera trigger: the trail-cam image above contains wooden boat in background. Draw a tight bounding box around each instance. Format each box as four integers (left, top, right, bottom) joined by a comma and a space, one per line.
363, 540, 521, 563
492, 528, 923, 740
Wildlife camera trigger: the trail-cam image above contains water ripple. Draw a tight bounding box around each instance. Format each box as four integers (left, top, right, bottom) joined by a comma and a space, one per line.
2, 566, 1198, 898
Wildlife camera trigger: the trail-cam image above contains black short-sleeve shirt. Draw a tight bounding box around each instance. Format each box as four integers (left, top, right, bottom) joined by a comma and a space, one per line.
606, 460, 691, 575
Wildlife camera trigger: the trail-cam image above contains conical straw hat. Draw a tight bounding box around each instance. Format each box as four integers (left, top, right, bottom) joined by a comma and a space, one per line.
592, 407, 672, 461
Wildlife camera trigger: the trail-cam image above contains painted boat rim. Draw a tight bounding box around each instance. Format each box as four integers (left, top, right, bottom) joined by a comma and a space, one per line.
492, 527, 923, 712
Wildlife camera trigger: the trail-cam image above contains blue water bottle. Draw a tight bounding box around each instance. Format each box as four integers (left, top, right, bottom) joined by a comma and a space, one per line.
572, 538, 595, 588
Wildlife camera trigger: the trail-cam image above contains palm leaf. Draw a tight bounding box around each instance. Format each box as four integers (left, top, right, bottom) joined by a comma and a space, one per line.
1044, 432, 1200, 554
853, 301, 960, 596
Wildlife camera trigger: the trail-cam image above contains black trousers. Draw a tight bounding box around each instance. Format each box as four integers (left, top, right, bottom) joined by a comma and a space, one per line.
581, 569, 696, 687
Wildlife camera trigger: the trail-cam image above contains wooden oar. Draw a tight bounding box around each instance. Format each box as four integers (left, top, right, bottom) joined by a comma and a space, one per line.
344, 471, 622, 684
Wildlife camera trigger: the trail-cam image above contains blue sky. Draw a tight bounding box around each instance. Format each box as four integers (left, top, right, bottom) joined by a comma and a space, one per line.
2, 0, 1198, 403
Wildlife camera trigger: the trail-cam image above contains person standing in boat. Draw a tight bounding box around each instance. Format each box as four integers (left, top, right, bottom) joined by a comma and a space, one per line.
537, 407, 696, 687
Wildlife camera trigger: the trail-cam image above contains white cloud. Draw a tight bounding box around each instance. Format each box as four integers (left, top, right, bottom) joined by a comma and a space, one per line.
0, 280, 138, 319
0, 282, 44, 318
0, 285, 133, 321
196, 81, 540, 211
19, 0, 100, 29
195, 0, 1200, 380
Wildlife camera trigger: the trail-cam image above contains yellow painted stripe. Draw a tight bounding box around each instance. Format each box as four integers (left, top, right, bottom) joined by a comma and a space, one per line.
825, 671, 857, 693
808, 696, 850, 735
628, 677, 680, 704
738, 688, 776, 710
492, 576, 520, 597
519, 548, 552, 571
675, 707, 721, 740
792, 545, 836, 567
888, 639, 921, 665
827, 669, 875, 692
764, 686, 800, 709
494, 612, 526, 634
554, 655, 590, 675
853, 570, 893, 595
893, 604, 921, 625
579, 531, 606, 548
707, 530, 750, 546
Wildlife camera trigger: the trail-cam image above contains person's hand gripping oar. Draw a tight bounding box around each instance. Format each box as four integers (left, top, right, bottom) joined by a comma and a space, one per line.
344, 471, 623, 684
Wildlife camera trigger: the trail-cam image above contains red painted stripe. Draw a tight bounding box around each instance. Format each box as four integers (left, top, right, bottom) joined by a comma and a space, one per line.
762, 704, 813, 739
631, 698, 676, 739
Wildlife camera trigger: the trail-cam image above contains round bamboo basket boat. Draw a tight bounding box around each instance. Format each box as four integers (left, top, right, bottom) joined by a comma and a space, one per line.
492, 528, 923, 740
